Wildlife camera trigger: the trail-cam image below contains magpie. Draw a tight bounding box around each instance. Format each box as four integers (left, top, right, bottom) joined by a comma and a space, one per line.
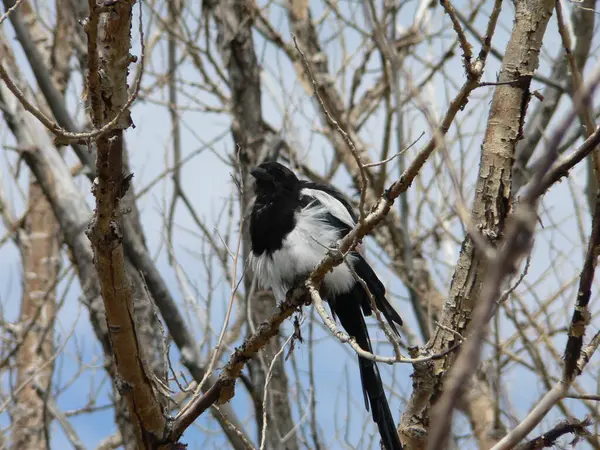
249, 161, 403, 450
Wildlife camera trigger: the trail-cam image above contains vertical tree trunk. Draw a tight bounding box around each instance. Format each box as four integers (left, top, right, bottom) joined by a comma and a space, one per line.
401, 1, 556, 448
210, 2, 299, 447
12, 182, 59, 449
2, 1, 160, 446
11, 1, 65, 445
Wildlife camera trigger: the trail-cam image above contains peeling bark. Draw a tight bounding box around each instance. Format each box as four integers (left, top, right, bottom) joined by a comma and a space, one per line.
84, 1, 168, 447
12, 182, 58, 450
400, 1, 556, 448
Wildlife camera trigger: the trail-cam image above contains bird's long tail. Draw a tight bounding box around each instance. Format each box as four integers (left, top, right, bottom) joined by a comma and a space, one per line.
333, 294, 403, 450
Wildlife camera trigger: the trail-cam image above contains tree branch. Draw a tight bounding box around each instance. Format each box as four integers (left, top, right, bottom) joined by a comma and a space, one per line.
514, 417, 591, 450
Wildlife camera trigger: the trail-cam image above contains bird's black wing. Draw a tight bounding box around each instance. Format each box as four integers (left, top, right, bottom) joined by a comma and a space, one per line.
299, 180, 404, 450
352, 254, 403, 334
299, 183, 403, 334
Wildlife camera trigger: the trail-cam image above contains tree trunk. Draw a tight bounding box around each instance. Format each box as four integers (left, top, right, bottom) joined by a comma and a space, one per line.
211, 1, 299, 447
12, 182, 59, 450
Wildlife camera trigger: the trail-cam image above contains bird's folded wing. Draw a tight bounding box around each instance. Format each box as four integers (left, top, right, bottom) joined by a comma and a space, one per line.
300, 182, 357, 229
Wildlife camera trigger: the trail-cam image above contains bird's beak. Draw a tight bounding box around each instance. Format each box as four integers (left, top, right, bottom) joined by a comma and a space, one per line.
250, 167, 272, 182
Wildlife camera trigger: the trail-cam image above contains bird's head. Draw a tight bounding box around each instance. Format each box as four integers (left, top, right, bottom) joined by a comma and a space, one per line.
250, 162, 299, 197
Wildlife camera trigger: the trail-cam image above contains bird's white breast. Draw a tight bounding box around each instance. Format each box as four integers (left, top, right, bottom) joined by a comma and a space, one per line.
250, 203, 356, 301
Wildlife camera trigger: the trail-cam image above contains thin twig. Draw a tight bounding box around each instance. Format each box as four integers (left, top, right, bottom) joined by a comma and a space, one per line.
363, 132, 424, 168
292, 35, 368, 223
513, 417, 591, 450
0, 0, 24, 25
440, 0, 473, 76
0, 1, 145, 144
176, 224, 246, 419
259, 334, 294, 450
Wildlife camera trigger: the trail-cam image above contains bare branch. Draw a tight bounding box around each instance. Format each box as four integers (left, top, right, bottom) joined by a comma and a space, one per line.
514, 417, 592, 450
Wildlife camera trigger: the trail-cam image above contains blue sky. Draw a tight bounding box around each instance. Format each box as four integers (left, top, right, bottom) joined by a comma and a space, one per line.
0, 0, 599, 448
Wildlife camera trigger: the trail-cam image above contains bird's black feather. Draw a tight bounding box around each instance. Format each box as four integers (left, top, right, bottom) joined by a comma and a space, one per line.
249, 163, 303, 255
333, 288, 403, 450
353, 255, 403, 335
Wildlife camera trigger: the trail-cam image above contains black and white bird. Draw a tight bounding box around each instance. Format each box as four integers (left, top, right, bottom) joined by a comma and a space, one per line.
249, 161, 403, 450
